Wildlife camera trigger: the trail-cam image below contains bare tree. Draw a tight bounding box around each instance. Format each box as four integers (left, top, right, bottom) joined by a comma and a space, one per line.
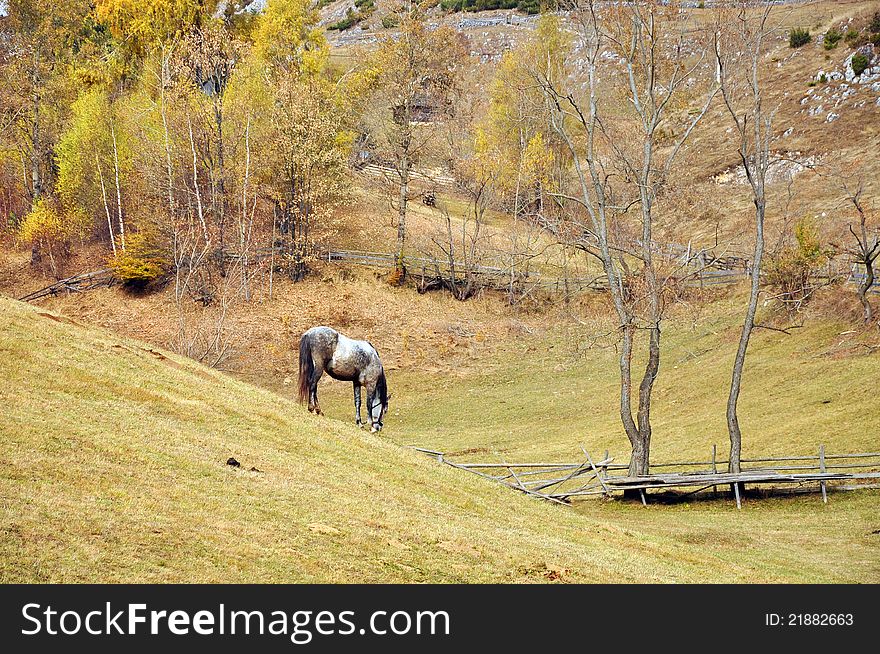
532, 4, 718, 476
715, 1, 777, 474
361, 10, 466, 282
841, 181, 879, 324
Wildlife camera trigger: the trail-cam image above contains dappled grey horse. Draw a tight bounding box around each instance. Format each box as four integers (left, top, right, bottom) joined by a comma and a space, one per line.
297, 326, 389, 432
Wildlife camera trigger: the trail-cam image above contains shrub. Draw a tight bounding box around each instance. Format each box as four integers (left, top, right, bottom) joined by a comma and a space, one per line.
765, 218, 826, 308
789, 28, 811, 48
823, 28, 843, 50
870, 11, 880, 34
851, 53, 869, 76
381, 14, 399, 29
108, 229, 169, 287
329, 9, 358, 31
844, 27, 866, 48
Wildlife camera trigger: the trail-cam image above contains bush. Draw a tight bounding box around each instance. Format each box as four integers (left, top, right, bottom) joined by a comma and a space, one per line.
823, 28, 843, 50
108, 229, 169, 287
789, 28, 811, 48
851, 53, 869, 77
328, 9, 358, 31
844, 28, 866, 48
870, 11, 880, 34
381, 14, 399, 29
765, 218, 826, 308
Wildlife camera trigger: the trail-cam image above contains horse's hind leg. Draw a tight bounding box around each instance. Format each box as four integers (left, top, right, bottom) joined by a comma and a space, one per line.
354, 383, 363, 427
309, 367, 324, 416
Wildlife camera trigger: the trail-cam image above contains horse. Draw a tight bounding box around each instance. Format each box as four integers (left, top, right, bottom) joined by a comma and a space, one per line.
297, 326, 389, 432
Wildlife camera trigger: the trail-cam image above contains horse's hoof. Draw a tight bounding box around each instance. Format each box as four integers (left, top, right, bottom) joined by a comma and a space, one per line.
357, 423, 364, 429
370, 426, 378, 433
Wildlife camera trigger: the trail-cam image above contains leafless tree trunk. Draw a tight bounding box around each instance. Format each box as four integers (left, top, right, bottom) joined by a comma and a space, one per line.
96, 152, 116, 256
536, 1, 718, 476
159, 44, 176, 221
716, 2, 776, 474
396, 144, 410, 278
188, 118, 209, 245
842, 182, 879, 324
111, 120, 125, 251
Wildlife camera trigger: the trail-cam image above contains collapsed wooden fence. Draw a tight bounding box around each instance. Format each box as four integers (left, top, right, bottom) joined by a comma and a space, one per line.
412, 446, 880, 509
17, 268, 116, 302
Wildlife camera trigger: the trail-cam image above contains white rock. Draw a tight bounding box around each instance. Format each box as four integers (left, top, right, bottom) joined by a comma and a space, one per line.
826, 112, 839, 123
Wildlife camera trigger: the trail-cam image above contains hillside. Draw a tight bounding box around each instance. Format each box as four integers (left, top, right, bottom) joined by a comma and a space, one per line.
1, 296, 879, 583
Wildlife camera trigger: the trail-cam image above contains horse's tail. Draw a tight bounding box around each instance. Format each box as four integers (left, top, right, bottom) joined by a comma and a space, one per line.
298, 333, 314, 405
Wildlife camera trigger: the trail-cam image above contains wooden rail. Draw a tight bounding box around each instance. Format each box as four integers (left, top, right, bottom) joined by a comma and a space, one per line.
18, 269, 115, 302
413, 446, 880, 508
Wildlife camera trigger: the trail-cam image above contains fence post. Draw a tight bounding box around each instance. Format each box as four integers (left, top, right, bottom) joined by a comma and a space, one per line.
819, 444, 827, 504
711, 444, 718, 498
602, 449, 608, 480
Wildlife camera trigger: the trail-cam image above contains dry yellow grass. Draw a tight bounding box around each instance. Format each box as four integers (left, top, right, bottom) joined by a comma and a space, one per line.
2, 294, 878, 583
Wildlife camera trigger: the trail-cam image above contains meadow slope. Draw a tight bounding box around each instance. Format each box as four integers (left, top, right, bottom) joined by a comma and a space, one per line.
1, 295, 878, 583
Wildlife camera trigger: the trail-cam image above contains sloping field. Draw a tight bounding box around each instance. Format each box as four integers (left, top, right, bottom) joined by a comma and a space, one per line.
0, 296, 877, 583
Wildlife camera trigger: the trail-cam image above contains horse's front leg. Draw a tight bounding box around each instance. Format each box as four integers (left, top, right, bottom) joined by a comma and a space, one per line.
354, 383, 363, 428
364, 382, 380, 433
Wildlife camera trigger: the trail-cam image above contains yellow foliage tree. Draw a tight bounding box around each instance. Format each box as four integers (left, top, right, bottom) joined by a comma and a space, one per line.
18, 199, 88, 276
251, 0, 328, 77
96, 0, 205, 55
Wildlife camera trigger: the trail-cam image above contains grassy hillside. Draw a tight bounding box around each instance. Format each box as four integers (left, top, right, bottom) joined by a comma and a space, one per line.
373, 293, 880, 464
1, 295, 878, 583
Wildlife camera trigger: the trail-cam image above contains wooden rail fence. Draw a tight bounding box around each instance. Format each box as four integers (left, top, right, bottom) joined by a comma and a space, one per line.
413, 446, 880, 509
16, 243, 878, 304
